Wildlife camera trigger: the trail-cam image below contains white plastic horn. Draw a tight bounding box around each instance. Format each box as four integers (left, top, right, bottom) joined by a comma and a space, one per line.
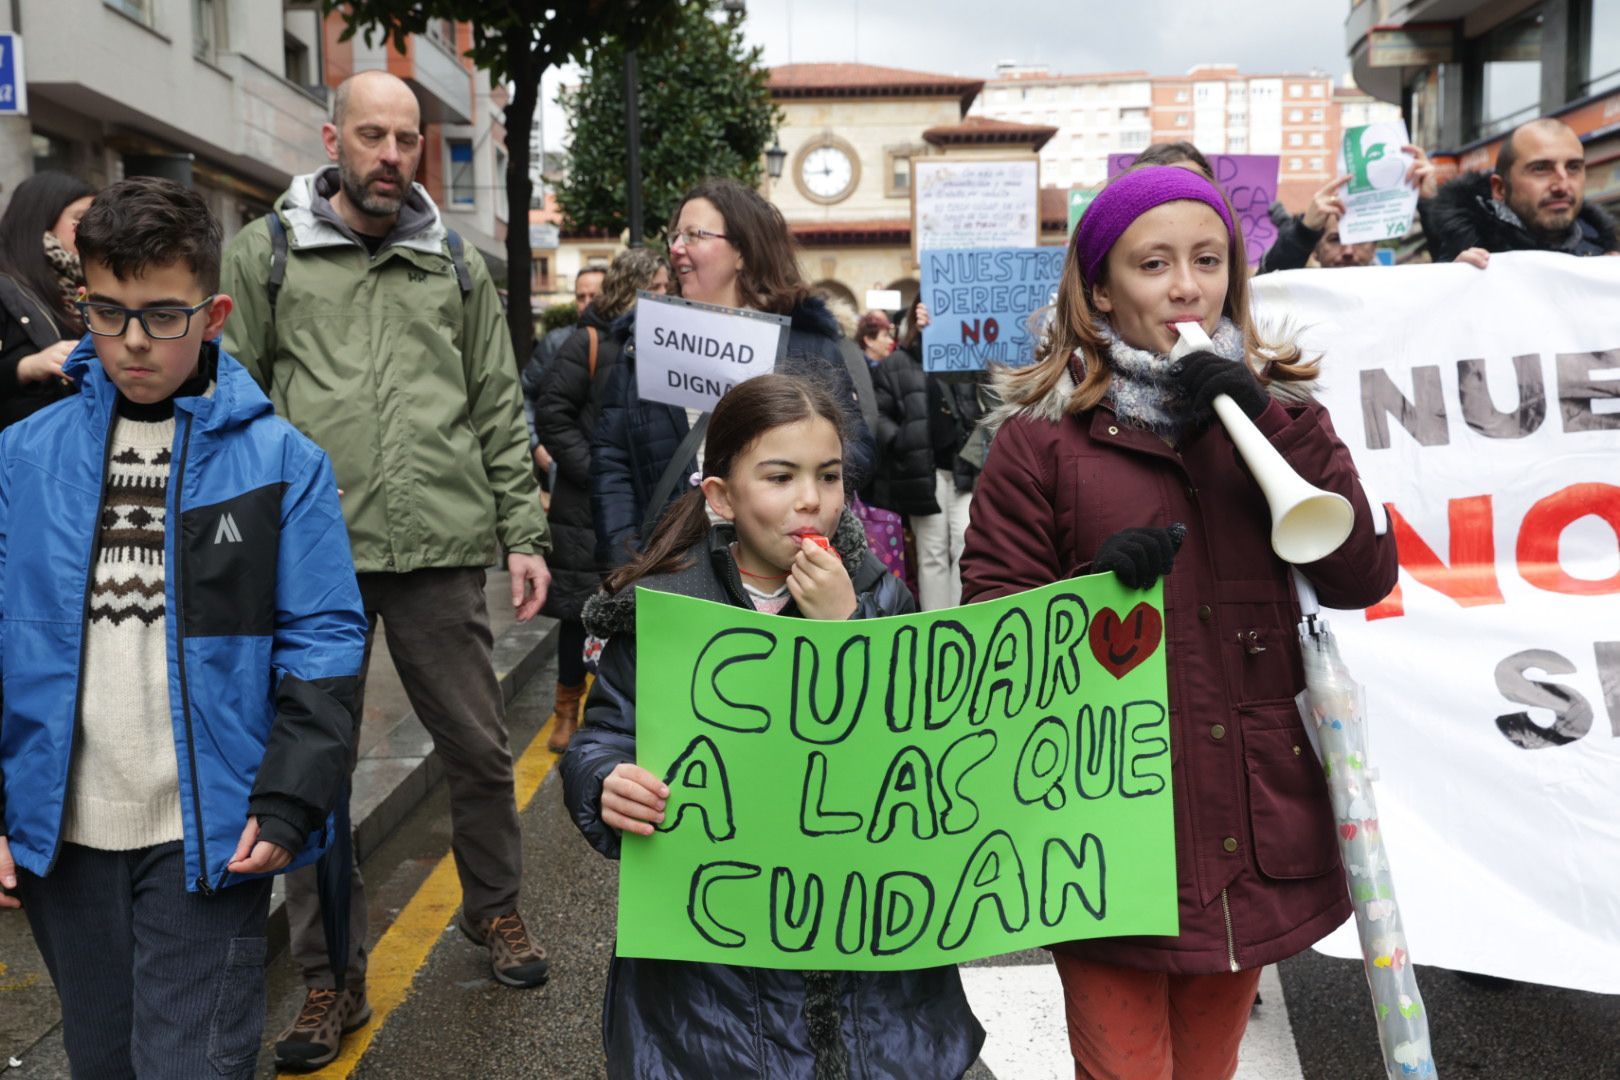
1172, 323, 1354, 564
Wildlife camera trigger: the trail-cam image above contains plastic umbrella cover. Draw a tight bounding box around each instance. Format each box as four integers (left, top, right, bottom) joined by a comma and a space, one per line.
1296, 612, 1437, 1079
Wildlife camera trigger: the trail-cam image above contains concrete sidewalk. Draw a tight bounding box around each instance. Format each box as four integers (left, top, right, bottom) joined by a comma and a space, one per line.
0, 571, 560, 1076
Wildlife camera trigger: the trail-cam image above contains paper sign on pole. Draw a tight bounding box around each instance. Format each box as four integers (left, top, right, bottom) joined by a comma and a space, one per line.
914, 159, 1039, 254
1252, 253, 1620, 994
618, 576, 1180, 971
919, 247, 1065, 372
633, 292, 789, 412
1109, 153, 1281, 265
1336, 120, 1419, 244
0, 34, 28, 116
865, 289, 902, 311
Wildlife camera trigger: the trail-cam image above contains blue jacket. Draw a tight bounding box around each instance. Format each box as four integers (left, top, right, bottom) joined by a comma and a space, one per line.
562, 512, 978, 1079
591, 295, 877, 568
0, 340, 367, 892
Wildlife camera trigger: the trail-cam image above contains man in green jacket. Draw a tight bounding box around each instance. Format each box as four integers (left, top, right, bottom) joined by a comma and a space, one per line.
222, 70, 553, 1070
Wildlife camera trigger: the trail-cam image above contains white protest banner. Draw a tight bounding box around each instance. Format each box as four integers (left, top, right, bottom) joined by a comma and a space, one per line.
1252, 253, 1620, 993
913, 159, 1038, 255
1337, 120, 1419, 244
865, 288, 902, 311
634, 292, 789, 413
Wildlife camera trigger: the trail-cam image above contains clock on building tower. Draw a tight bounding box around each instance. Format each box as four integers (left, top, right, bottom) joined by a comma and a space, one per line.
796, 139, 859, 204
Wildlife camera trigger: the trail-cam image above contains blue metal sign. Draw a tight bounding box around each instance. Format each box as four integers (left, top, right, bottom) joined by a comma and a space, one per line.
0, 34, 26, 116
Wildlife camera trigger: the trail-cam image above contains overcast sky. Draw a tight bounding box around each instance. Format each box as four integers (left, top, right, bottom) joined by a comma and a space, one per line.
537, 0, 1353, 151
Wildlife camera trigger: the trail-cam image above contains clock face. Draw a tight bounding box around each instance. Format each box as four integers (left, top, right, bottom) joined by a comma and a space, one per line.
801, 144, 855, 201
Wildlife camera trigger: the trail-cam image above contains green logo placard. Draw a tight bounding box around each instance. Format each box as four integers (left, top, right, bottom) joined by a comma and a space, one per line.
1068, 187, 1098, 236
617, 575, 1179, 971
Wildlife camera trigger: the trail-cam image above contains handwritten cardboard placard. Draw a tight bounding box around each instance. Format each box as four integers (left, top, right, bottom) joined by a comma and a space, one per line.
919, 247, 1065, 372
1108, 153, 1281, 265
634, 292, 790, 412
617, 576, 1179, 971
914, 159, 1040, 254
1337, 120, 1419, 244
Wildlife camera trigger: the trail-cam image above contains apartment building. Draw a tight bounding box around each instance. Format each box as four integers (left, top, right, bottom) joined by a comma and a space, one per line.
1346, 0, 1620, 208
1, 1, 510, 271
971, 63, 1397, 210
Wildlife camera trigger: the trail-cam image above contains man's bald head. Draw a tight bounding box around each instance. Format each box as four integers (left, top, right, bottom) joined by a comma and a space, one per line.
322, 71, 425, 232
331, 70, 420, 133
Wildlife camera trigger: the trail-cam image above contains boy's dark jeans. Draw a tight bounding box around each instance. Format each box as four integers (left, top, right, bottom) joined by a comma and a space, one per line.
17, 841, 272, 1079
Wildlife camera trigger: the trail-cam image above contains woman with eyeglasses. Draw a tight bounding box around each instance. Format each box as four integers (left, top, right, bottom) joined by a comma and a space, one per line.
591, 178, 875, 568
0, 171, 97, 431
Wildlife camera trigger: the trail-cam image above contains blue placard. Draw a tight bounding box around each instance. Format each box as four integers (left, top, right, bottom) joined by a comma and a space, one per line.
0, 34, 25, 116
919, 247, 1065, 372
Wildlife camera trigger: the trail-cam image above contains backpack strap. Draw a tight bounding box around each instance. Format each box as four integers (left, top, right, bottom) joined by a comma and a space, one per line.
445, 228, 473, 298
266, 212, 289, 316
587, 326, 599, 379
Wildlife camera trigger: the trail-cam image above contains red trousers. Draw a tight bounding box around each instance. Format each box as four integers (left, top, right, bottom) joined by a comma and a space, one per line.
1052, 954, 1263, 1080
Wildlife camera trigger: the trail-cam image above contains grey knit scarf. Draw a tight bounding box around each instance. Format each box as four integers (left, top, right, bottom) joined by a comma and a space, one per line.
1100, 316, 1245, 445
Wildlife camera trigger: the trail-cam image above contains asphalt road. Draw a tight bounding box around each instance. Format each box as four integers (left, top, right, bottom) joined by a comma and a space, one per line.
4, 670, 1617, 1078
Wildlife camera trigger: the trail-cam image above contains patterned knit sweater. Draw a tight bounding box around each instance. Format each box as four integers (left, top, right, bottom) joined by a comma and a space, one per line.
61, 398, 183, 850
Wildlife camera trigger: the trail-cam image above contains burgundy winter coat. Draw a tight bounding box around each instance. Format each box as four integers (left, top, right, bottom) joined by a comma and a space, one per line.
960, 372, 1398, 975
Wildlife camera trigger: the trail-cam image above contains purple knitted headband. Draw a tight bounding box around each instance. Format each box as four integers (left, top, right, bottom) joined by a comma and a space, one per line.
1072, 166, 1236, 285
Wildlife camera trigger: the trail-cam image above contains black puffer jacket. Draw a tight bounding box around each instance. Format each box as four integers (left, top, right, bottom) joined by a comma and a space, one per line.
0, 274, 77, 432
869, 345, 938, 515
1257, 214, 1326, 274
931, 374, 986, 495
562, 512, 983, 1080
536, 304, 618, 618
1418, 170, 1619, 263
591, 295, 877, 566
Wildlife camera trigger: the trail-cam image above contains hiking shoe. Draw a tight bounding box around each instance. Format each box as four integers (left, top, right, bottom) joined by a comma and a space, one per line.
459, 909, 550, 988
273, 986, 371, 1071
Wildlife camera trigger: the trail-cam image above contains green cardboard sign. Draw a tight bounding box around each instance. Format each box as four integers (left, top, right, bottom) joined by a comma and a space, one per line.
1068, 187, 1098, 236
617, 575, 1179, 971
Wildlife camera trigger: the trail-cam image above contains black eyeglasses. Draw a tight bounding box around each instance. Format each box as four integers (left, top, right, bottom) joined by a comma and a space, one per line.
75, 296, 217, 340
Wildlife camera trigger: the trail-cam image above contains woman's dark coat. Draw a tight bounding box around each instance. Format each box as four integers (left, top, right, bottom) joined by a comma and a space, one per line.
930, 374, 986, 495
591, 294, 876, 566
0, 274, 76, 431
561, 512, 984, 1079
960, 368, 1398, 975
535, 304, 617, 618
868, 344, 939, 515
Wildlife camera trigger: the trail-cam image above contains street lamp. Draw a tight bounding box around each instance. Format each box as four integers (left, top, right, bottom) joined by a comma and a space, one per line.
766, 139, 787, 181
722, 0, 747, 18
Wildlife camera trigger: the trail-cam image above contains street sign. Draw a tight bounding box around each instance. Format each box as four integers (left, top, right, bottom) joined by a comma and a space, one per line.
0, 33, 27, 116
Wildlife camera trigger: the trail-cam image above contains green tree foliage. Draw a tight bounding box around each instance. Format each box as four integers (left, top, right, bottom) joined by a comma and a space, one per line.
320, 0, 678, 364
556, 5, 779, 237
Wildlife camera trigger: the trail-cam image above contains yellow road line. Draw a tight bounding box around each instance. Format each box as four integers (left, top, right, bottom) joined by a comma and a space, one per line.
307, 714, 561, 1078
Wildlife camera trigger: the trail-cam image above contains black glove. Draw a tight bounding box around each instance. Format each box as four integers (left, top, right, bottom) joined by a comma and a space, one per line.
1092, 523, 1188, 589
1172, 350, 1269, 422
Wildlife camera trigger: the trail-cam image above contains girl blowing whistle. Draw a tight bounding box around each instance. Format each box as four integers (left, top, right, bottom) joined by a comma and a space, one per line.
959, 166, 1397, 1079
561, 373, 984, 1079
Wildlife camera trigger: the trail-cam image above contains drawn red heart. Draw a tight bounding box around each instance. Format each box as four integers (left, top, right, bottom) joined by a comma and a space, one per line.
1088, 602, 1163, 679
1339, 823, 1358, 840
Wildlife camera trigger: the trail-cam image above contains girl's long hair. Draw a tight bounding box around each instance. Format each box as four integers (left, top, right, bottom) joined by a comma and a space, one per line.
0, 171, 95, 332
603, 373, 848, 595
668, 177, 810, 316
1001, 200, 1315, 416
593, 246, 669, 322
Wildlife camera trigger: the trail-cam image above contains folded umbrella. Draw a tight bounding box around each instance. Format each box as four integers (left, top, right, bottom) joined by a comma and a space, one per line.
1295, 572, 1436, 1079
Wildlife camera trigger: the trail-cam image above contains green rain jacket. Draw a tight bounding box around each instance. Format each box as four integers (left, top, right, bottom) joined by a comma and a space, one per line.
221, 168, 548, 573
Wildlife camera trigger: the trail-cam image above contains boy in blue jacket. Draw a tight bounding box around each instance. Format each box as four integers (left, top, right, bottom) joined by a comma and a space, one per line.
0, 177, 367, 1078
